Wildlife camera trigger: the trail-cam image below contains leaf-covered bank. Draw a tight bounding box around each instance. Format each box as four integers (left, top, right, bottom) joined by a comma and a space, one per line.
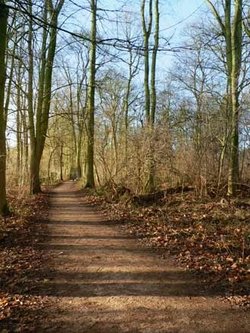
85, 185, 250, 308
0, 191, 49, 332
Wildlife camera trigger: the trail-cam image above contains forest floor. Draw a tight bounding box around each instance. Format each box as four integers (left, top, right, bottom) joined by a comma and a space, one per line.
0, 181, 250, 332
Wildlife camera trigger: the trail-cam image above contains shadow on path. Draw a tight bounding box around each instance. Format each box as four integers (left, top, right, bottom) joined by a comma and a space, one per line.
6, 181, 248, 333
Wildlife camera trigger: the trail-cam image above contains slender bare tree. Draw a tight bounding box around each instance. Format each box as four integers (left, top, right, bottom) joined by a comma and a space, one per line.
206, 0, 243, 195
85, 0, 97, 188
0, 0, 9, 215
28, 0, 64, 194
141, 0, 159, 192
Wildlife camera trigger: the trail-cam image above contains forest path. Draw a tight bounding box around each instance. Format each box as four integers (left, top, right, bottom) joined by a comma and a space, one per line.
35, 182, 249, 333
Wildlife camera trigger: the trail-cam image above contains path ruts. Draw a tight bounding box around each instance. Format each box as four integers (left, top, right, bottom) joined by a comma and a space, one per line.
34, 182, 249, 332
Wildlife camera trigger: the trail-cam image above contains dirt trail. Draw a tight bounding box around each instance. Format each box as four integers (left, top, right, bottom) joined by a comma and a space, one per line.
34, 182, 249, 332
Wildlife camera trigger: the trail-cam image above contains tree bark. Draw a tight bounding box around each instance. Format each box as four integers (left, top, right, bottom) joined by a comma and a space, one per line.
206, 0, 242, 196
141, 0, 159, 193
85, 0, 97, 188
141, 0, 152, 123
227, 0, 242, 195
0, 0, 9, 216
28, 0, 64, 194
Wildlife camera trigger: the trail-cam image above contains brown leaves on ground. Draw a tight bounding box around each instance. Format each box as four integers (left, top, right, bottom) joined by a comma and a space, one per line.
0, 192, 49, 332
85, 187, 250, 308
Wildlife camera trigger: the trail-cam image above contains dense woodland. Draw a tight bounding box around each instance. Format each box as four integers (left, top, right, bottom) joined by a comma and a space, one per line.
0, 0, 250, 213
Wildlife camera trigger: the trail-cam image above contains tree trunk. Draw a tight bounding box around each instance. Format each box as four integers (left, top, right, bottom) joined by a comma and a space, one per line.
27, 0, 37, 193
60, 143, 64, 181
141, 0, 152, 123
0, 0, 9, 216
85, 0, 97, 188
28, 0, 64, 193
227, 0, 242, 195
206, 0, 242, 196
141, 0, 159, 193
16, 65, 22, 185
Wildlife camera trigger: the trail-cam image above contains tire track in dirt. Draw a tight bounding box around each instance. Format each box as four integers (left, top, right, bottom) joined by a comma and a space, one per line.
34, 182, 249, 332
